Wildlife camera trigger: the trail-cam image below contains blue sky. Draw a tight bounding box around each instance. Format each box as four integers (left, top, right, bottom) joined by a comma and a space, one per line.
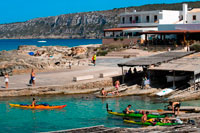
0, 0, 199, 24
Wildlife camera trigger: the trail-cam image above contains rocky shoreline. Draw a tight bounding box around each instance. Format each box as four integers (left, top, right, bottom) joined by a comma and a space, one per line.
0, 78, 112, 97
0, 44, 100, 76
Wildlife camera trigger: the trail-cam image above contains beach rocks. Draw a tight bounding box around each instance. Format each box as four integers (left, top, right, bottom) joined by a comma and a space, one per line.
0, 45, 99, 76
71, 47, 87, 55
18, 45, 38, 51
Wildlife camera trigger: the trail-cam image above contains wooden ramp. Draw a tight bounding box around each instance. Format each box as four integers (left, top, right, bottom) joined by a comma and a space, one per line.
168, 106, 200, 112
136, 109, 186, 115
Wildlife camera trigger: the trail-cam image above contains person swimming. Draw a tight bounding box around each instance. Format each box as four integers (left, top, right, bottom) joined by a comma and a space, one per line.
123, 105, 134, 114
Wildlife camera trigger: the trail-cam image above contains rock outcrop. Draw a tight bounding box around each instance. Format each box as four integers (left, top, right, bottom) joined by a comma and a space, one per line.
0, 45, 99, 76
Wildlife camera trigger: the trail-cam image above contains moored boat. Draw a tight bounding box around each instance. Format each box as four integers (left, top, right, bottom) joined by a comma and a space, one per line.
37, 40, 47, 43
108, 111, 165, 118
166, 75, 186, 82
106, 104, 165, 118
124, 119, 181, 126
156, 88, 174, 96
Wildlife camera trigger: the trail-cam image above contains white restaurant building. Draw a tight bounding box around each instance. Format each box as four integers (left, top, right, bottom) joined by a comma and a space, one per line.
103, 4, 200, 45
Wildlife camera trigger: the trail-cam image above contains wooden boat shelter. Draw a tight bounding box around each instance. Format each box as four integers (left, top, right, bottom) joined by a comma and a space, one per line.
149, 52, 200, 90
118, 51, 194, 84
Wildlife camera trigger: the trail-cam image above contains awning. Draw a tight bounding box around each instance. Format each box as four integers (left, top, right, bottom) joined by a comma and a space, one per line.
103, 27, 135, 32
123, 27, 158, 32
140, 30, 200, 34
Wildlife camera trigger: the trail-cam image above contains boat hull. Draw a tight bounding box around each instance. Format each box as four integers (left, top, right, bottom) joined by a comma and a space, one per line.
124, 119, 180, 126
108, 111, 165, 118
166, 75, 186, 82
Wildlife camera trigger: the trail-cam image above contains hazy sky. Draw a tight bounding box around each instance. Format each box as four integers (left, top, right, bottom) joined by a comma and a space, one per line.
0, 0, 199, 24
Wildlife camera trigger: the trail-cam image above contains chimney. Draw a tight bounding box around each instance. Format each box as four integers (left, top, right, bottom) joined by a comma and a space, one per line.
183, 3, 188, 24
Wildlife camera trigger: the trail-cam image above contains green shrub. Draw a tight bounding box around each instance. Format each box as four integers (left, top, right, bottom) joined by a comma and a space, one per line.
97, 50, 108, 56
190, 43, 200, 52
120, 37, 124, 41
106, 43, 123, 50
114, 38, 118, 41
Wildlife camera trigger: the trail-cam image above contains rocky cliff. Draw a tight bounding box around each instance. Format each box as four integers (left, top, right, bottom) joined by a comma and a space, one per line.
1, 1, 200, 39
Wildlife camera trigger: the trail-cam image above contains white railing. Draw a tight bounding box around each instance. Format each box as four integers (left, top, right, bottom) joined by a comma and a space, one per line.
118, 23, 159, 27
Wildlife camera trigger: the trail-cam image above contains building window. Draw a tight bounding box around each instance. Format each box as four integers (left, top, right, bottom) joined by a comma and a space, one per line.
193, 15, 196, 20
135, 16, 139, 23
122, 17, 125, 24
146, 16, 150, 22
179, 15, 183, 21
154, 15, 158, 22
129, 17, 132, 23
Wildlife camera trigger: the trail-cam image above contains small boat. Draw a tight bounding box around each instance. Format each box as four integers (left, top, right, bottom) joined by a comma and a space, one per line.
124, 119, 181, 126
166, 75, 186, 82
106, 104, 165, 118
37, 40, 47, 43
9, 103, 66, 109
108, 111, 165, 118
156, 88, 174, 96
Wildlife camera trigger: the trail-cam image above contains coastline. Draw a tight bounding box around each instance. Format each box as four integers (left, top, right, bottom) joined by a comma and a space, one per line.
0, 78, 113, 97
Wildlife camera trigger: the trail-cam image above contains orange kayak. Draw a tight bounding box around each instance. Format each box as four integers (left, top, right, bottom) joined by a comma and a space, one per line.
9, 103, 66, 109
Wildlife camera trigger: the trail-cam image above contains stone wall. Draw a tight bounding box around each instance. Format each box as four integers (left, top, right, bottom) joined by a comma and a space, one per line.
102, 37, 140, 45
0, 78, 113, 97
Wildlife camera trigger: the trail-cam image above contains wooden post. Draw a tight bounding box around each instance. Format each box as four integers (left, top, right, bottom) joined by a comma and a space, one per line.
194, 73, 196, 91
104, 31, 106, 37
164, 34, 166, 40
183, 33, 186, 46
145, 34, 147, 42
122, 67, 125, 84
173, 70, 175, 89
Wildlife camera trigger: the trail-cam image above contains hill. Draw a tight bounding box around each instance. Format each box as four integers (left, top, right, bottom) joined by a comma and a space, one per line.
1, 1, 200, 39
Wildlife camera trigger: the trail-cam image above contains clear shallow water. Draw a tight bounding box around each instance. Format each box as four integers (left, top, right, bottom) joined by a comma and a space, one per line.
1, 94, 200, 132
0, 39, 102, 51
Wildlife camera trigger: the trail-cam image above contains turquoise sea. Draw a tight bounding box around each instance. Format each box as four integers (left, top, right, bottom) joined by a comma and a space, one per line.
1, 94, 200, 132
0, 39, 102, 51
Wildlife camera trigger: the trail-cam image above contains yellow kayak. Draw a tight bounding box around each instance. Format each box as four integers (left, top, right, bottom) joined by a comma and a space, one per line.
9, 103, 66, 109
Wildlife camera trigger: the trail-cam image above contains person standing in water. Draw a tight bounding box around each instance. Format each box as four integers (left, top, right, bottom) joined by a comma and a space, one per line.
4, 73, 9, 88
92, 54, 96, 66
31, 69, 36, 87
168, 101, 181, 115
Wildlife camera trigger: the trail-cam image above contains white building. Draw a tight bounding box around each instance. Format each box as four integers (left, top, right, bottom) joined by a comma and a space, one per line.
118, 10, 181, 28
119, 4, 200, 27
103, 3, 200, 45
